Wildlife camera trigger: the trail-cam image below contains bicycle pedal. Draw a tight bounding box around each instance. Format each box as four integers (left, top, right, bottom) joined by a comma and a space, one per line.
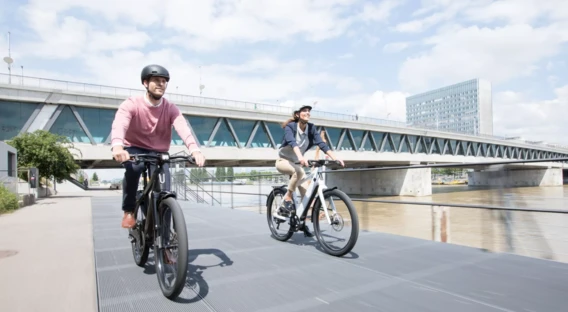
273, 214, 287, 221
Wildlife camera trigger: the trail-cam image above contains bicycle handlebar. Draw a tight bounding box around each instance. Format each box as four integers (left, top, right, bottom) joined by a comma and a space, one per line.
295, 159, 342, 167
122, 153, 196, 165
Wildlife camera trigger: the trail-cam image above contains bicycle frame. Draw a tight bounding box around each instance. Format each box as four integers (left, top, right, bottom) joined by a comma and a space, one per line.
132, 154, 179, 236
289, 161, 337, 225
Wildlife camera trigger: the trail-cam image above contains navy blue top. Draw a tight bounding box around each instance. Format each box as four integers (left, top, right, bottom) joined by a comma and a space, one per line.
279, 121, 330, 154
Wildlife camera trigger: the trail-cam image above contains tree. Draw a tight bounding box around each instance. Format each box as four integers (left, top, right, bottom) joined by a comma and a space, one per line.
200, 168, 209, 181
218, 167, 226, 182
7, 130, 81, 184
92, 172, 99, 181
227, 167, 234, 182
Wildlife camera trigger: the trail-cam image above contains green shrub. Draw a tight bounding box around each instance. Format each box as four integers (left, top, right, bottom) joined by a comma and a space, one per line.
0, 185, 19, 213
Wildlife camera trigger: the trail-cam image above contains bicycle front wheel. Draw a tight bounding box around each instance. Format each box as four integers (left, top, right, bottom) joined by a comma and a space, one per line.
154, 197, 189, 300
312, 189, 359, 257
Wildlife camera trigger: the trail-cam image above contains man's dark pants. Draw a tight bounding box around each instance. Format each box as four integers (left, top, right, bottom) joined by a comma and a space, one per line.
121, 146, 171, 213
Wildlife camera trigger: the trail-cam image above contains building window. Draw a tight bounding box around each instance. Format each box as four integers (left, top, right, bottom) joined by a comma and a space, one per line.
7, 151, 15, 177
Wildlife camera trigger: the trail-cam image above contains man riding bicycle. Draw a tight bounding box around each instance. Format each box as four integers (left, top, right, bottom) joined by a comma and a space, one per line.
110, 64, 206, 228
275, 104, 344, 237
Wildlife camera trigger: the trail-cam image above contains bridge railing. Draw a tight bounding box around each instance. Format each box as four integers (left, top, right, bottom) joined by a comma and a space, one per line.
2, 73, 568, 150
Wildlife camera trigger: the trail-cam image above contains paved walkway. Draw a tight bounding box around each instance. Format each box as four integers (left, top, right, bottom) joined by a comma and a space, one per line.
0, 191, 119, 312
3, 191, 568, 311
93, 195, 568, 312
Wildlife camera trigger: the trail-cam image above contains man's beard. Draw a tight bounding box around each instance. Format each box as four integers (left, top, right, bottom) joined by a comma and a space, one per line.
148, 89, 163, 100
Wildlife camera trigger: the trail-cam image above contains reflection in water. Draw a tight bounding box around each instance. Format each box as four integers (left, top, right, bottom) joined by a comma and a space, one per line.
205, 183, 568, 263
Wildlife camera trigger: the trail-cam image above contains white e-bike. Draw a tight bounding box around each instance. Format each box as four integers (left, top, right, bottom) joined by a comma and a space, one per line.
266, 159, 359, 257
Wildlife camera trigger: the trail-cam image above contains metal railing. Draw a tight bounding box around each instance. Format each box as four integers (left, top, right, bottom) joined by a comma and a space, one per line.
169, 151, 222, 205
2, 73, 568, 150
167, 157, 568, 263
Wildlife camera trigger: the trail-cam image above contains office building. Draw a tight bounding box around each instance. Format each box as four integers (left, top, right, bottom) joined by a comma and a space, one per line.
405, 78, 493, 135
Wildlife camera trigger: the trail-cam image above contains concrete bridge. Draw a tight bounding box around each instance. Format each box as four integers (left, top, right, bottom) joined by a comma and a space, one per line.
1, 73, 567, 196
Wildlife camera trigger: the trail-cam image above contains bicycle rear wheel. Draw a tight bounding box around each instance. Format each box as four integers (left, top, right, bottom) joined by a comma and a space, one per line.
266, 187, 294, 241
154, 197, 189, 300
312, 189, 359, 257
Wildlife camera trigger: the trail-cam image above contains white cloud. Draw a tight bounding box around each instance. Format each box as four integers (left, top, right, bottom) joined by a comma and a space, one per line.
19, 4, 151, 59
395, 0, 568, 34
398, 23, 568, 92
76, 48, 352, 103
23, 0, 163, 26
11, 0, 402, 106
359, 0, 401, 23
3, 0, 568, 149
465, 0, 568, 24
162, 0, 396, 51
493, 84, 568, 144
308, 90, 408, 122
383, 41, 411, 53
360, 90, 408, 121
394, 1, 478, 33
19, 0, 403, 53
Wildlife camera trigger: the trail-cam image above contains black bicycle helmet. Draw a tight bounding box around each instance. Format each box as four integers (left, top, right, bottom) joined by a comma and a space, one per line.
140, 64, 170, 84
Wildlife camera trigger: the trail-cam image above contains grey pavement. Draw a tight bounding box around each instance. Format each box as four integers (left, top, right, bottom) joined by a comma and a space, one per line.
0, 191, 119, 312
2, 191, 568, 312
93, 195, 568, 312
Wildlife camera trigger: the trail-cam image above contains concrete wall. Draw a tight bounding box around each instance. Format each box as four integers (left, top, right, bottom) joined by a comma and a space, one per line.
0, 142, 18, 194
326, 168, 433, 197
468, 168, 563, 187
0, 141, 17, 173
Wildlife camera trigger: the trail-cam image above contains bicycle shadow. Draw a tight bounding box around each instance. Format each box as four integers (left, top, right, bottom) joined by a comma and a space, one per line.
141, 248, 233, 303
277, 230, 360, 259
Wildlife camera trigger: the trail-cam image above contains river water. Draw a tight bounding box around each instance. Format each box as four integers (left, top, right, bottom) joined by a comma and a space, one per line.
184, 182, 568, 263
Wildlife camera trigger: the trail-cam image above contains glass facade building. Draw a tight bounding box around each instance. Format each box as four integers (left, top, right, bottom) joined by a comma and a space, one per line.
406, 78, 493, 136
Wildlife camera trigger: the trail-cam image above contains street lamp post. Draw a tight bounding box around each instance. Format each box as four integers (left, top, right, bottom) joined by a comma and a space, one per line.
3, 31, 13, 84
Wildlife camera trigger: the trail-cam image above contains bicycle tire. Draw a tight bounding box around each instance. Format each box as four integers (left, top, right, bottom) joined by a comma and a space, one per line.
312, 188, 359, 257
131, 195, 150, 267
154, 197, 189, 300
266, 187, 294, 241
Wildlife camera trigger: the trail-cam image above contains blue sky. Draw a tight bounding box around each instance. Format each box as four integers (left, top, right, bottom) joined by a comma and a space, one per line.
0, 0, 567, 145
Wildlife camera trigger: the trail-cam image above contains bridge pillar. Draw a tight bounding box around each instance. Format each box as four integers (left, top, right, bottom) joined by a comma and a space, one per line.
467, 168, 563, 187
326, 168, 432, 197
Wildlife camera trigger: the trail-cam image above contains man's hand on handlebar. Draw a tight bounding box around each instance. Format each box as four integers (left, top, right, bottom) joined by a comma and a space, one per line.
192, 151, 206, 167
112, 146, 130, 163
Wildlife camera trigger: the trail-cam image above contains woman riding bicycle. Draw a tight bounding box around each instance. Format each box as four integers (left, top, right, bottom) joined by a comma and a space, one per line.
275, 104, 344, 236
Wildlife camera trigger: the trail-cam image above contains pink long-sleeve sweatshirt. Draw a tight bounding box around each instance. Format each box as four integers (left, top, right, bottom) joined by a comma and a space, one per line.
110, 95, 200, 153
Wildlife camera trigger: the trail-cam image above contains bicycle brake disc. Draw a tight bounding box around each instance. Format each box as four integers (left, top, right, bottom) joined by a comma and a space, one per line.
331, 213, 344, 232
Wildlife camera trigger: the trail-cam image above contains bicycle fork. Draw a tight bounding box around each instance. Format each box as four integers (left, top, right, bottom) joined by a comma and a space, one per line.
317, 180, 336, 225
